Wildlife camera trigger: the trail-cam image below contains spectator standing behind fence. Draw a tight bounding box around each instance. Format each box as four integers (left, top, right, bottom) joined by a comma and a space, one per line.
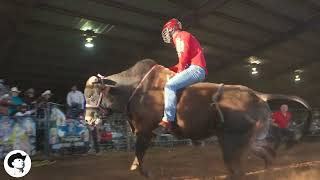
9, 87, 24, 116
271, 104, 295, 150
22, 88, 37, 108
0, 94, 11, 115
15, 103, 36, 117
37, 90, 53, 107
66, 85, 85, 118
36, 90, 53, 118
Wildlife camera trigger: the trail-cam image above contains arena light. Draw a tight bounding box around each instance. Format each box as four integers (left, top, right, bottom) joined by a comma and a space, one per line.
82, 26, 92, 31
248, 56, 263, 65
85, 37, 94, 48
82, 30, 96, 49
251, 67, 258, 75
293, 70, 303, 83
246, 56, 263, 77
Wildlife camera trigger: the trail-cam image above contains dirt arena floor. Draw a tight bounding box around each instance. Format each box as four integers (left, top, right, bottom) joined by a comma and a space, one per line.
1, 139, 320, 180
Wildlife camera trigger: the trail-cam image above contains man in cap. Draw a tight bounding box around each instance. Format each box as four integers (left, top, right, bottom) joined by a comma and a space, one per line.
35, 90, 53, 118
42, 90, 53, 100
9, 87, 24, 116
22, 88, 37, 108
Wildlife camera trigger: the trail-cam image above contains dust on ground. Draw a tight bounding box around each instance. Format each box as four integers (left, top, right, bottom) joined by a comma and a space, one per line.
1, 140, 320, 180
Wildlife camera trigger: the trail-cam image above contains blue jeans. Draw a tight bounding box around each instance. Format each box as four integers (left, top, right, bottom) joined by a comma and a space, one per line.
163, 65, 206, 121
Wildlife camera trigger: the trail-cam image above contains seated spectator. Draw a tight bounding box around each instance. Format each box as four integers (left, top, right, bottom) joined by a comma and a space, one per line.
22, 88, 37, 108
271, 104, 295, 150
8, 87, 24, 116
66, 85, 85, 118
15, 103, 36, 117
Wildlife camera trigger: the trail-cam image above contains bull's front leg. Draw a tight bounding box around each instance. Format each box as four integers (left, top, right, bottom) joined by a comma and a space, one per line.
130, 132, 152, 178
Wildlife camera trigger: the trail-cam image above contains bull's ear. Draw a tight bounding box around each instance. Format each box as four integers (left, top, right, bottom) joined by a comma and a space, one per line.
103, 79, 117, 87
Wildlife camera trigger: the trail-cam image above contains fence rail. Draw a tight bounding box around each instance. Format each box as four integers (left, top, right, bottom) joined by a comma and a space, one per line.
1, 106, 319, 158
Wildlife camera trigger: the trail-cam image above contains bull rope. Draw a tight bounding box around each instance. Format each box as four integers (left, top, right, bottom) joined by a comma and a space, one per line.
214, 160, 320, 179
211, 84, 225, 124
127, 65, 158, 104
125, 65, 158, 133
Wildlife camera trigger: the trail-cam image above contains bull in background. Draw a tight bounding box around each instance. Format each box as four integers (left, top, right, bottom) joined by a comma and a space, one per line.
84, 59, 311, 180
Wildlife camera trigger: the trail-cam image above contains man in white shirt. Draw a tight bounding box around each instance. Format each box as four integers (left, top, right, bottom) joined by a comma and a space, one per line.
66, 85, 85, 118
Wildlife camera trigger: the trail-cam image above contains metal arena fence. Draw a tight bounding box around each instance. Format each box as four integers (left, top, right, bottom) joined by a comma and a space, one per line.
0, 104, 319, 158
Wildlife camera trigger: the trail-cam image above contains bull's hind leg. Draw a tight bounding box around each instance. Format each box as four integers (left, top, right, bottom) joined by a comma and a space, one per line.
218, 133, 249, 180
130, 132, 152, 178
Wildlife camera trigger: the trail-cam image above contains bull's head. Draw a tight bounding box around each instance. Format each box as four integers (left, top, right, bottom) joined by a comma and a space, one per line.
84, 76, 124, 125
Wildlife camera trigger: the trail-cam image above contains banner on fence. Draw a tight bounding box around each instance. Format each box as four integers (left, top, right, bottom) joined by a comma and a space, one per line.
49, 107, 89, 151
0, 116, 36, 158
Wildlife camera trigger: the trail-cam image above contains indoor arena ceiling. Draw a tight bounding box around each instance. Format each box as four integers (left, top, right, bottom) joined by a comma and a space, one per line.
0, 0, 320, 106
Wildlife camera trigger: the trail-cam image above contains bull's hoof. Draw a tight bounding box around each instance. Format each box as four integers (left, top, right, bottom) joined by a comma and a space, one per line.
130, 163, 139, 171
130, 164, 151, 178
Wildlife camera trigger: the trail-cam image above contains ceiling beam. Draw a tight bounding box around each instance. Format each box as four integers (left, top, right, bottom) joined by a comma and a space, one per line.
23, 19, 146, 47
214, 12, 320, 72
167, 0, 262, 42
89, 0, 171, 20
181, 0, 233, 24
196, 24, 261, 44
167, 0, 195, 10
34, 2, 157, 34
210, 11, 278, 35
169, 0, 278, 35
103, 0, 260, 44
6, 0, 159, 39
241, 0, 301, 25
93, 0, 260, 46
36, 0, 263, 55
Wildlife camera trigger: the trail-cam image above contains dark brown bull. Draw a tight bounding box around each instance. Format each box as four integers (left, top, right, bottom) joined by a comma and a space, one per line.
84, 59, 311, 179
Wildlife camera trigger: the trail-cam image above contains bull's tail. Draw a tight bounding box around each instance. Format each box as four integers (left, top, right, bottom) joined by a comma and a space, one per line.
255, 92, 312, 133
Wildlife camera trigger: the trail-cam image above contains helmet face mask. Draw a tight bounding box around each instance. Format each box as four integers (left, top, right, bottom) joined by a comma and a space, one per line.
161, 28, 173, 43
162, 18, 182, 43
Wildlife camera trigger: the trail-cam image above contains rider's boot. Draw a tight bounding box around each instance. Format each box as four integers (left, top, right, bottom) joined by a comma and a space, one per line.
152, 120, 172, 135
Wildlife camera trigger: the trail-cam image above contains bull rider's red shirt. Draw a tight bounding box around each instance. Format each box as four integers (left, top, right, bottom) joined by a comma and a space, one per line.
169, 31, 207, 74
